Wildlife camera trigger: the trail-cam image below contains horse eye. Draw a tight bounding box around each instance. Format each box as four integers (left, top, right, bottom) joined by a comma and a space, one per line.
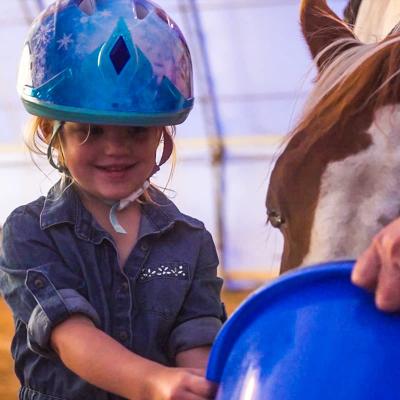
267, 210, 285, 228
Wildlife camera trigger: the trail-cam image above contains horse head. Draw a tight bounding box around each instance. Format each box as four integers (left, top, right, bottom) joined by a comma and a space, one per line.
267, 0, 400, 273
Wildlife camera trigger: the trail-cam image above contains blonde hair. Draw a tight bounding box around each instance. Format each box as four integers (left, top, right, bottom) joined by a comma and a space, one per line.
25, 116, 176, 202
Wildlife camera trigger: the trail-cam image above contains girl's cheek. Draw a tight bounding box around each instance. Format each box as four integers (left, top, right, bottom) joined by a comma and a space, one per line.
131, 134, 148, 145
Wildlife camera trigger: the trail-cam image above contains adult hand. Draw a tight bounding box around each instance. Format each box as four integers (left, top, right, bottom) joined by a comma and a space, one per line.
352, 217, 400, 312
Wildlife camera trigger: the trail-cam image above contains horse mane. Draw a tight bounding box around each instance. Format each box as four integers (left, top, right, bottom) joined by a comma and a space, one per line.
292, 32, 400, 147
343, 0, 362, 26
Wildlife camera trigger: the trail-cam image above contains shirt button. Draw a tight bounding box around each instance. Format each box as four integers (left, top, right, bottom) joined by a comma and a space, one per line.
140, 242, 149, 251
119, 331, 128, 341
34, 278, 45, 289
121, 281, 129, 292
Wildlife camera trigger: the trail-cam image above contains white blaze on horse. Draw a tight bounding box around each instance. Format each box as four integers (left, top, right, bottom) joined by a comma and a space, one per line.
266, 0, 400, 273
353, 0, 400, 43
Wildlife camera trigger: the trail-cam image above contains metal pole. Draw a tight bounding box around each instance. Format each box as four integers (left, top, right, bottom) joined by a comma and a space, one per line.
35, 0, 45, 12
179, 0, 227, 272
18, 0, 35, 25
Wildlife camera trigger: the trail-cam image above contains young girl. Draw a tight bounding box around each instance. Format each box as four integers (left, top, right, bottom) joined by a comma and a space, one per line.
0, 1, 225, 399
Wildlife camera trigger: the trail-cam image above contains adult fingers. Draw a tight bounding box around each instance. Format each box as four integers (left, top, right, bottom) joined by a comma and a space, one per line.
374, 264, 400, 311
374, 246, 400, 312
352, 242, 381, 291
352, 218, 400, 312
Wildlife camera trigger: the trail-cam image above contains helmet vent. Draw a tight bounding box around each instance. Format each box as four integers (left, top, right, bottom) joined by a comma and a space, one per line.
76, 0, 96, 16
110, 36, 131, 75
135, 3, 150, 20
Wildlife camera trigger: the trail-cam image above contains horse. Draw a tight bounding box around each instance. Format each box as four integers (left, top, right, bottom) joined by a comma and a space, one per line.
266, 0, 400, 273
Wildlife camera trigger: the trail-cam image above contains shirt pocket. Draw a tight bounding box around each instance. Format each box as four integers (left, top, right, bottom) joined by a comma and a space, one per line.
135, 262, 191, 319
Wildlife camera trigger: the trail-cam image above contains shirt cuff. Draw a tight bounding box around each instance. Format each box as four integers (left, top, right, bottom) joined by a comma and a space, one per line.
168, 316, 222, 360
26, 272, 101, 359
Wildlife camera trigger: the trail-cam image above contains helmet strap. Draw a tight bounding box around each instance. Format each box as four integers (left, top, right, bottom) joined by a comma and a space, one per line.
151, 129, 174, 175
47, 121, 67, 173
109, 180, 150, 234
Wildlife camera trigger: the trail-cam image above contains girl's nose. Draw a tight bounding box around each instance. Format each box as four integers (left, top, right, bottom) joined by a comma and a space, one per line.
102, 129, 130, 154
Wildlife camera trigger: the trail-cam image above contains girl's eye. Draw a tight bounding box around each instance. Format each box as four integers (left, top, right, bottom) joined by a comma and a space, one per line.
90, 125, 104, 136
69, 125, 88, 134
267, 210, 285, 228
65, 124, 90, 142
127, 126, 148, 135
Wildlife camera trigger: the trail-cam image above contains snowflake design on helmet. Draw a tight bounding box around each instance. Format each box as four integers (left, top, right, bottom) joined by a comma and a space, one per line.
57, 33, 74, 50
35, 70, 45, 85
35, 48, 46, 61
36, 24, 54, 46
31, 19, 56, 87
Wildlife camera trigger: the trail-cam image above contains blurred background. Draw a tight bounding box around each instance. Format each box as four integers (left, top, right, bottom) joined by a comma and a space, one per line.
0, 0, 348, 398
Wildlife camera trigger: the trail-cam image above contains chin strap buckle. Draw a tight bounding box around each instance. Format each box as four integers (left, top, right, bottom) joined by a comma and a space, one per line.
109, 180, 150, 234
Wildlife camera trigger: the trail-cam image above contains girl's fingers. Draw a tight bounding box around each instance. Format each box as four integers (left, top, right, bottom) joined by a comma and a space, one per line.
185, 368, 206, 377
197, 381, 217, 399
186, 374, 217, 399
182, 394, 212, 400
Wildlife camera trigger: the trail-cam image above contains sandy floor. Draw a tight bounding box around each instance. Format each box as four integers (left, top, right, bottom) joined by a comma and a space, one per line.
0, 299, 19, 399
0, 290, 251, 399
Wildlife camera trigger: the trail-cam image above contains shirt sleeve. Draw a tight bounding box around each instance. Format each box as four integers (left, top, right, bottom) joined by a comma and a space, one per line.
167, 229, 226, 358
0, 207, 100, 359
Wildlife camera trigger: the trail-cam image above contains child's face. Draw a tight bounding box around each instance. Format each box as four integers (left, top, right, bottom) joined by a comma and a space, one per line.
60, 122, 162, 201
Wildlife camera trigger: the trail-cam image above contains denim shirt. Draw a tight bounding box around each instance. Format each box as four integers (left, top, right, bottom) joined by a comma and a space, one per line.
0, 184, 225, 400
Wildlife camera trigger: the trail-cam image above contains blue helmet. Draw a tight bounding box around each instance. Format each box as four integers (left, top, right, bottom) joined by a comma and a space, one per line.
17, 0, 194, 126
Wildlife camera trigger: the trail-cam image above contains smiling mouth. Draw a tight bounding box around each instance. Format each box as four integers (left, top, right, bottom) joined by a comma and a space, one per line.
96, 164, 135, 172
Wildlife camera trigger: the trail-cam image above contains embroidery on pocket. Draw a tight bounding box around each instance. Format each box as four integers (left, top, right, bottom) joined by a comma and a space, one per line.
139, 263, 189, 282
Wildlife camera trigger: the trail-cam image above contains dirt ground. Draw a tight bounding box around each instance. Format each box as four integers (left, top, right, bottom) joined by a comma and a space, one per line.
0, 290, 252, 399
0, 299, 19, 399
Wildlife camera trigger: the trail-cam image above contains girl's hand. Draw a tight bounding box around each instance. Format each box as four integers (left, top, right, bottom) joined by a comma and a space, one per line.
50, 315, 216, 400
148, 366, 217, 400
352, 217, 400, 312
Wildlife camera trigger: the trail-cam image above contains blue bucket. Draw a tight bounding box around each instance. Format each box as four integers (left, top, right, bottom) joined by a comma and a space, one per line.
207, 260, 400, 399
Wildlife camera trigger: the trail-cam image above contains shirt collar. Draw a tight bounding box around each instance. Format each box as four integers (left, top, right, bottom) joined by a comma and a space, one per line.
40, 183, 77, 230
40, 183, 109, 244
40, 183, 203, 243
138, 187, 203, 239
